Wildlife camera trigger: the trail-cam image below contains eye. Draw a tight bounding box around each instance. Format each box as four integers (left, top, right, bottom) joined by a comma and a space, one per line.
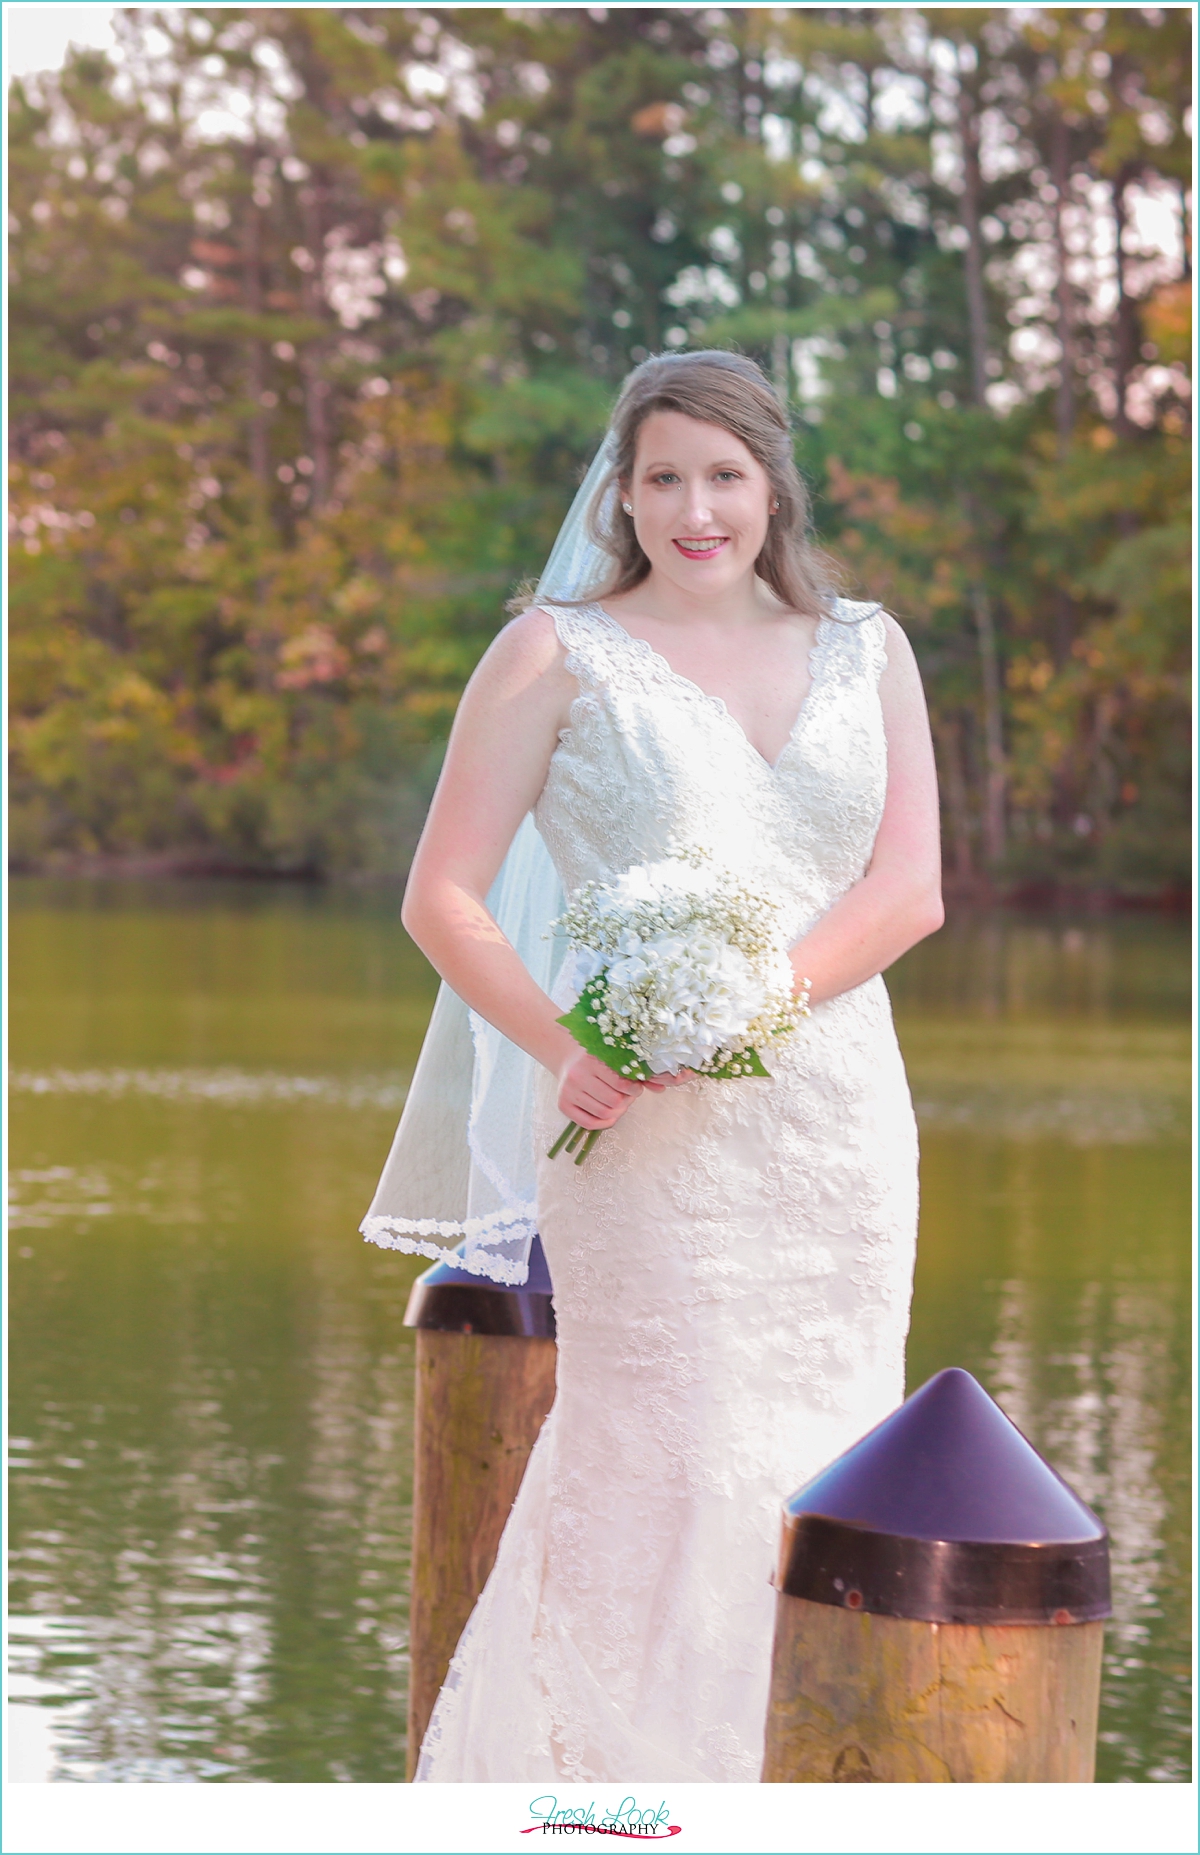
714, 470, 742, 482
651, 471, 680, 486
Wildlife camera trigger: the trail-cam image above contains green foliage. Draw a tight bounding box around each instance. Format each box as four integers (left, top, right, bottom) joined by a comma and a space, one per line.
8, 7, 1191, 888
557, 980, 653, 1079
704, 1044, 771, 1082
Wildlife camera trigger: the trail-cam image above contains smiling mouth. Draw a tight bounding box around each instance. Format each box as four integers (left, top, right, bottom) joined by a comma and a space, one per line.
672, 536, 729, 558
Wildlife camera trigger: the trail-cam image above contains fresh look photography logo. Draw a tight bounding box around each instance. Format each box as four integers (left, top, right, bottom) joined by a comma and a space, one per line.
522, 1795, 681, 1839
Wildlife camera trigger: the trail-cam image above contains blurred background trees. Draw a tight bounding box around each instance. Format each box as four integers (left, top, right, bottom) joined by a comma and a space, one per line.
8, 5, 1191, 891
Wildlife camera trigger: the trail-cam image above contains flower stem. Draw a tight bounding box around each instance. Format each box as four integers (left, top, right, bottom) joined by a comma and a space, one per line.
574, 1129, 603, 1166
549, 1121, 605, 1164
547, 1120, 577, 1160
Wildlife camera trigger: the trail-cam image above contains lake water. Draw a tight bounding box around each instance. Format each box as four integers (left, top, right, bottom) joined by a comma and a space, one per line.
7, 879, 1191, 1784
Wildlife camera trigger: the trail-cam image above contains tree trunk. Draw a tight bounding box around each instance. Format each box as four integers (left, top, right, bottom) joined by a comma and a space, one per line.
300, 184, 332, 509
935, 716, 975, 883
1049, 112, 1077, 659
1053, 590, 1075, 667
972, 585, 1006, 868
957, 78, 988, 407
1089, 692, 1116, 843
1179, 178, 1191, 281
1112, 166, 1137, 440
772, 328, 790, 403
243, 196, 269, 488
1050, 111, 1075, 451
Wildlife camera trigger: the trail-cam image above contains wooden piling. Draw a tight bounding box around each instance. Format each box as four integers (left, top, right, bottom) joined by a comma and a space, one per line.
403, 1240, 557, 1778
763, 1596, 1105, 1781
762, 1368, 1111, 1785
406, 1329, 556, 1774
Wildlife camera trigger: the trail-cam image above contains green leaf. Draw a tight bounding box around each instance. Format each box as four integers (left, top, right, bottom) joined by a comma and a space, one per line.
705, 1046, 770, 1080
556, 979, 651, 1078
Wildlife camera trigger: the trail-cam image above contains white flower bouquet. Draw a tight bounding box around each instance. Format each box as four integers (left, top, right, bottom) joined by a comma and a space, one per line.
548, 847, 808, 1165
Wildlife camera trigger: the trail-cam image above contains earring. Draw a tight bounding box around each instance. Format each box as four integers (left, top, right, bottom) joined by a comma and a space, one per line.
770, 501, 780, 514
622, 502, 633, 514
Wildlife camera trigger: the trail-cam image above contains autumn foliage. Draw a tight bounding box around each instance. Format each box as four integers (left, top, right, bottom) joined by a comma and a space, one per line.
8, 6, 1191, 891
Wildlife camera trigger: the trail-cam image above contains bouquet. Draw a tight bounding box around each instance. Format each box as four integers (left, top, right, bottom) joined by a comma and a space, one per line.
548, 847, 809, 1165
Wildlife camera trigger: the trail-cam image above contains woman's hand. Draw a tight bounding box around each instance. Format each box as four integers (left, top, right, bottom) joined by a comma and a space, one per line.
557, 1046, 643, 1130
556, 1048, 695, 1130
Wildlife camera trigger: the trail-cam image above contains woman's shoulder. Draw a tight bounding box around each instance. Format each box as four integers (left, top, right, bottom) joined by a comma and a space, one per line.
508, 601, 565, 644
503, 599, 628, 693
460, 609, 579, 724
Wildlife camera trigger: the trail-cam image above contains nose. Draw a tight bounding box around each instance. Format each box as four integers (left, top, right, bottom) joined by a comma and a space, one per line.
683, 480, 714, 529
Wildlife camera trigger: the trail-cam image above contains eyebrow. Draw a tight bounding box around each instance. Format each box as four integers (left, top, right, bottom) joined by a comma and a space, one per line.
640, 458, 747, 471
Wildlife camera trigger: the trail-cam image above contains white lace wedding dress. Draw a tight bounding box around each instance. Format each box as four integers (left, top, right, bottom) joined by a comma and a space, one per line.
415, 598, 919, 1783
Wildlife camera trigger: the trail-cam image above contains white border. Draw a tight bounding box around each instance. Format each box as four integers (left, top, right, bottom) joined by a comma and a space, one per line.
2, 7, 1196, 1855
0, 1780, 1198, 1855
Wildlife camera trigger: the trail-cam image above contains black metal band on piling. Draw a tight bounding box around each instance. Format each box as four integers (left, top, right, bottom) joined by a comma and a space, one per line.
404, 1235, 556, 1339
776, 1514, 1110, 1628
403, 1236, 557, 1780
762, 1367, 1112, 1783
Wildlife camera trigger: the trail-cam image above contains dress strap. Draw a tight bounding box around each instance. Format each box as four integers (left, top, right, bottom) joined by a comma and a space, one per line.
539, 600, 630, 696
823, 599, 889, 689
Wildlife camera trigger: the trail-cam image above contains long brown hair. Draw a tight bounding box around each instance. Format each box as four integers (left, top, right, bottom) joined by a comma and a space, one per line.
589, 351, 836, 615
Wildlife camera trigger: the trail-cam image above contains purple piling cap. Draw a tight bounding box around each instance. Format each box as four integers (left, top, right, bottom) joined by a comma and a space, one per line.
777, 1368, 1111, 1626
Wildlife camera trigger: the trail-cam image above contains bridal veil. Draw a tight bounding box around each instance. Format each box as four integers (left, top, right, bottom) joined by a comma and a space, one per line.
360, 436, 619, 1285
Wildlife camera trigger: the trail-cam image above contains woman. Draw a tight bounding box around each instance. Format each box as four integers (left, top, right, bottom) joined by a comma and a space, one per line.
373, 351, 943, 1781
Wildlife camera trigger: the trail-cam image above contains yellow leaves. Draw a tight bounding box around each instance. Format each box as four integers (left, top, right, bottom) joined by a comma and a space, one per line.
929, 559, 961, 610
825, 456, 901, 523
104, 671, 167, 716
824, 456, 979, 632
333, 574, 383, 620
1142, 281, 1191, 367
1009, 655, 1055, 695
276, 625, 350, 690
402, 687, 462, 726
630, 102, 687, 139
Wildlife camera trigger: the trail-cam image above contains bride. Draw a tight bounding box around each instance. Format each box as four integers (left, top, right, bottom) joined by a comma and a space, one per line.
367, 350, 943, 1782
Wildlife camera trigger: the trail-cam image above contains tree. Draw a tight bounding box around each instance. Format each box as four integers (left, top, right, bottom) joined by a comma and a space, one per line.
8, 7, 1191, 891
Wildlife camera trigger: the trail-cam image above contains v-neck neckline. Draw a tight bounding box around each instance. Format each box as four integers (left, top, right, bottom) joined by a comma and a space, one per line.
588, 601, 829, 775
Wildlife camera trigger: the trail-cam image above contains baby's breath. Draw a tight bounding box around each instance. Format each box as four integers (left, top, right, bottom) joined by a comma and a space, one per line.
551, 847, 801, 1079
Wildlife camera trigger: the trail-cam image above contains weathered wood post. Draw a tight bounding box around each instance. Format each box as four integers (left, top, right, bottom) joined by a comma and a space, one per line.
762, 1367, 1111, 1783
403, 1236, 557, 1778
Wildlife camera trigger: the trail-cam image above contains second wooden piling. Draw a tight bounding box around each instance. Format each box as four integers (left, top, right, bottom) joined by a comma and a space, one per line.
764, 1596, 1104, 1781
762, 1368, 1112, 1784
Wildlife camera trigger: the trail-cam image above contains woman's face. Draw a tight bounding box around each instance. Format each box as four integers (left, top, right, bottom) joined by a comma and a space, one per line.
622, 409, 774, 598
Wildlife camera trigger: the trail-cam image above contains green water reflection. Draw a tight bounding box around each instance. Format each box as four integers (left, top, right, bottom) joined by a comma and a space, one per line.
7, 881, 1191, 1783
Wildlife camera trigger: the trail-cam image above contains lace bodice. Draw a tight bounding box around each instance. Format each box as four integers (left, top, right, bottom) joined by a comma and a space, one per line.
535, 598, 888, 941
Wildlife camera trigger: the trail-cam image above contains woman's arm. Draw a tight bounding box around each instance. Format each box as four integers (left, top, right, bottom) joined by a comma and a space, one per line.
790, 615, 944, 1003
401, 608, 647, 1132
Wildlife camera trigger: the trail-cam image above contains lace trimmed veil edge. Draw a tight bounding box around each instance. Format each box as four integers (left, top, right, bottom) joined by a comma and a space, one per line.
360, 438, 619, 1285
